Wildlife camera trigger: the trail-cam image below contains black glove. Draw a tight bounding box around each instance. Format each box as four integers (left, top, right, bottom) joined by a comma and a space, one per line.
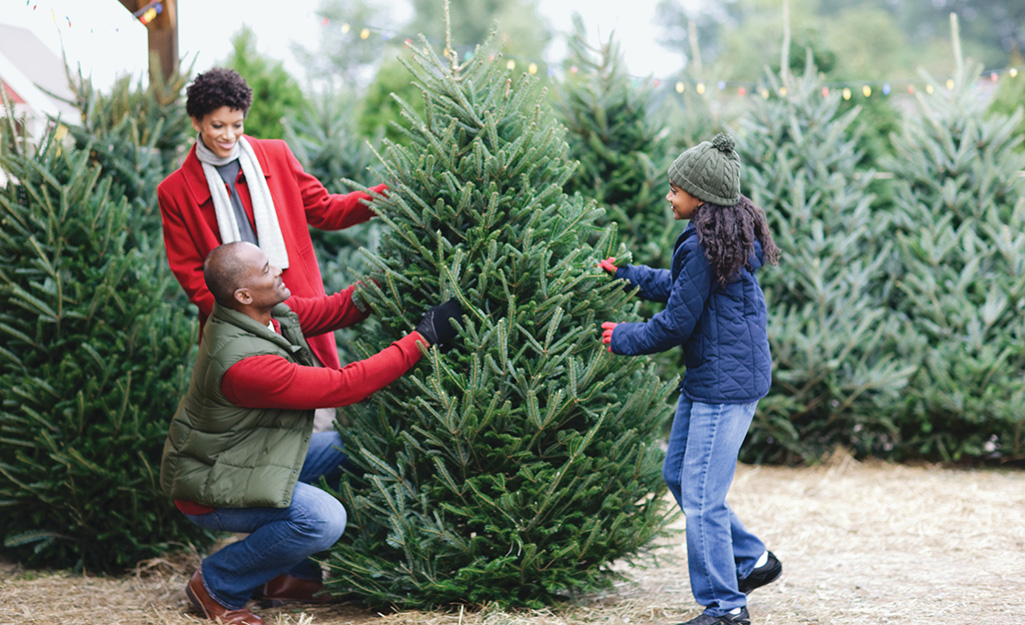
415, 298, 464, 348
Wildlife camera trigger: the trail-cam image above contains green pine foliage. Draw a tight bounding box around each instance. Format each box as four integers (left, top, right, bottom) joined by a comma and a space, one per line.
733, 58, 915, 464
554, 15, 673, 269
63, 67, 192, 242
884, 56, 1025, 462
284, 88, 386, 362
0, 122, 212, 571
322, 38, 673, 609
987, 54, 1025, 145
359, 56, 428, 147
284, 87, 383, 292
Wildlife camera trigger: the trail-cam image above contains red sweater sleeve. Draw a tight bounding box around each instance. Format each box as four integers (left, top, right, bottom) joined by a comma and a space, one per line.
158, 181, 215, 319
285, 285, 371, 337
222, 333, 426, 409
287, 145, 388, 230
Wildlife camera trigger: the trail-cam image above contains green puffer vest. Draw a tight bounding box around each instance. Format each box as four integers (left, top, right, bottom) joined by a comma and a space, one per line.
159, 302, 319, 508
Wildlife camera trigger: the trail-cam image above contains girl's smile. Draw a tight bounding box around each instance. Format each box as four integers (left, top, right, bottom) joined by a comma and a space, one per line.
667, 183, 704, 220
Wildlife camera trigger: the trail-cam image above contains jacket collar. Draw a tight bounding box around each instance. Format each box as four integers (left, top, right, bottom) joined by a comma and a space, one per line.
179, 135, 273, 207
210, 302, 304, 357
673, 222, 698, 253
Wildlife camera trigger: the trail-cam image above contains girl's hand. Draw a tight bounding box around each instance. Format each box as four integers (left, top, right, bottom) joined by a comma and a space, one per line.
601, 321, 619, 352
598, 257, 618, 276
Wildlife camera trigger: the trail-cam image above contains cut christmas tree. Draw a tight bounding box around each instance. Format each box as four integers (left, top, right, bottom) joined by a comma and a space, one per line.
883, 15, 1025, 462
323, 34, 674, 609
554, 15, 673, 269
0, 112, 212, 571
733, 54, 914, 463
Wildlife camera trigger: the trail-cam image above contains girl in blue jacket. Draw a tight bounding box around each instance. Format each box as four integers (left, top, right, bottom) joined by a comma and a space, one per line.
599, 133, 781, 625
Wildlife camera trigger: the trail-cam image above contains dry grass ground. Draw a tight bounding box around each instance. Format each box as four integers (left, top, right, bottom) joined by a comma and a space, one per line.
2, 457, 1023, 625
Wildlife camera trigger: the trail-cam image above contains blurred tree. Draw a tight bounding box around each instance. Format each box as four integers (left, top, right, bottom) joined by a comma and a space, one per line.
405, 0, 553, 64
358, 55, 425, 146
988, 48, 1025, 142
877, 0, 1025, 66
555, 14, 672, 269
883, 17, 1025, 462
223, 26, 307, 139
655, 0, 1019, 81
292, 0, 394, 92
733, 56, 913, 464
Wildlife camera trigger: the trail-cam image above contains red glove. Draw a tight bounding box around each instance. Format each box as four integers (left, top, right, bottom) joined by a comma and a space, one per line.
598, 257, 618, 276
601, 321, 619, 352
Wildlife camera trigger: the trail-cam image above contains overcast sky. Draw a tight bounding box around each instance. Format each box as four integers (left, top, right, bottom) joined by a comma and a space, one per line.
4, 0, 685, 89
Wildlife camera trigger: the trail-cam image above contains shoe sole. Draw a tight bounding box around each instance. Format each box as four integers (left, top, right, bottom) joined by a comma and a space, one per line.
185, 582, 211, 618
739, 562, 782, 594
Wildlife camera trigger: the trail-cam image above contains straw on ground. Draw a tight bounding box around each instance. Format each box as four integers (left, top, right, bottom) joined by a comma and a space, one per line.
2, 456, 1022, 625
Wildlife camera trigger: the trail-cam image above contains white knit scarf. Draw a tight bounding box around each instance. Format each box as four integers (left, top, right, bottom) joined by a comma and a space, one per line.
195, 134, 289, 269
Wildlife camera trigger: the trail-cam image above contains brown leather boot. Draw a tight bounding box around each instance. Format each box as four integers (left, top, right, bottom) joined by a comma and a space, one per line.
261, 574, 335, 606
186, 570, 264, 625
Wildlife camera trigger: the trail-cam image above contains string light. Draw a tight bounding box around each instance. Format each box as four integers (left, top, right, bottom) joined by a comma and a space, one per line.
862, 85, 872, 97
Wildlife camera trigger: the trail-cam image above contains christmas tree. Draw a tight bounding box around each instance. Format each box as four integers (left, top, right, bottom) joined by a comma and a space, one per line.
0, 116, 212, 571
733, 55, 914, 463
63, 66, 191, 243
554, 15, 673, 269
884, 16, 1025, 461
322, 34, 673, 609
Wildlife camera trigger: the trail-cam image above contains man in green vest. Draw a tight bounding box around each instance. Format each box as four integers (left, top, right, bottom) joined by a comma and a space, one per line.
160, 241, 462, 625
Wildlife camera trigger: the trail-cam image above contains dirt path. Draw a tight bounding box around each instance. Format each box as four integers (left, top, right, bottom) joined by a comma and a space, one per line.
2, 459, 1023, 625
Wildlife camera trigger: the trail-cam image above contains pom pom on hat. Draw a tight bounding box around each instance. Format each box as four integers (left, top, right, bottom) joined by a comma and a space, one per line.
668, 132, 741, 206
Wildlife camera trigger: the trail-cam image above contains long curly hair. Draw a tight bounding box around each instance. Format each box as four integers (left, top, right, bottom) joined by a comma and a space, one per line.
691, 194, 780, 285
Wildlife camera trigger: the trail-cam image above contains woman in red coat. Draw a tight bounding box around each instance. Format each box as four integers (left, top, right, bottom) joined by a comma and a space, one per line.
158, 67, 386, 371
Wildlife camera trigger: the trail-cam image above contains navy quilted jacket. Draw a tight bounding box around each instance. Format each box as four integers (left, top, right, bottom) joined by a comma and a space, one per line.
610, 223, 771, 404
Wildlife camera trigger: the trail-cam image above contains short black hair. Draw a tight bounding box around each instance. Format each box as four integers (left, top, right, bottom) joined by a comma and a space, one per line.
203, 242, 252, 307
186, 67, 253, 119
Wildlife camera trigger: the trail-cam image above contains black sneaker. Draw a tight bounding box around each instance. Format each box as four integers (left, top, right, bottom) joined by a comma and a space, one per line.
675, 607, 751, 625
738, 551, 782, 594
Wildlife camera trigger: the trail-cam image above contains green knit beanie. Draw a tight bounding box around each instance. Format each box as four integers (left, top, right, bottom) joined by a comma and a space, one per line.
667, 132, 741, 205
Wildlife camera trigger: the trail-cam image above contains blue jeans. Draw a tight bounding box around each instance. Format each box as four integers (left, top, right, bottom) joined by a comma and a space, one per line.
184, 431, 348, 610
663, 395, 766, 616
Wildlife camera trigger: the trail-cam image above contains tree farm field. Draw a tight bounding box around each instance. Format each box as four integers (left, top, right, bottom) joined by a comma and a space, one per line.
2, 457, 1022, 625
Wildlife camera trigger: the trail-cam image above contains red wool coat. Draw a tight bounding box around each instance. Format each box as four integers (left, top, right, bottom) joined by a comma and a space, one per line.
157, 136, 386, 369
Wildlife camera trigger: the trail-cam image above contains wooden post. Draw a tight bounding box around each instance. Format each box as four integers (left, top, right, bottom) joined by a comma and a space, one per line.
116, 0, 178, 84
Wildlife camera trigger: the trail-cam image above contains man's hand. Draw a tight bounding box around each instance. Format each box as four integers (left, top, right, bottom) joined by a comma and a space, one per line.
598, 257, 618, 276
601, 321, 619, 352
416, 298, 464, 348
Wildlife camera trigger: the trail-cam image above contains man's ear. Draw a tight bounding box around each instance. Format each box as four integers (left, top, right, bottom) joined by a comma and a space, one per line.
233, 287, 252, 306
